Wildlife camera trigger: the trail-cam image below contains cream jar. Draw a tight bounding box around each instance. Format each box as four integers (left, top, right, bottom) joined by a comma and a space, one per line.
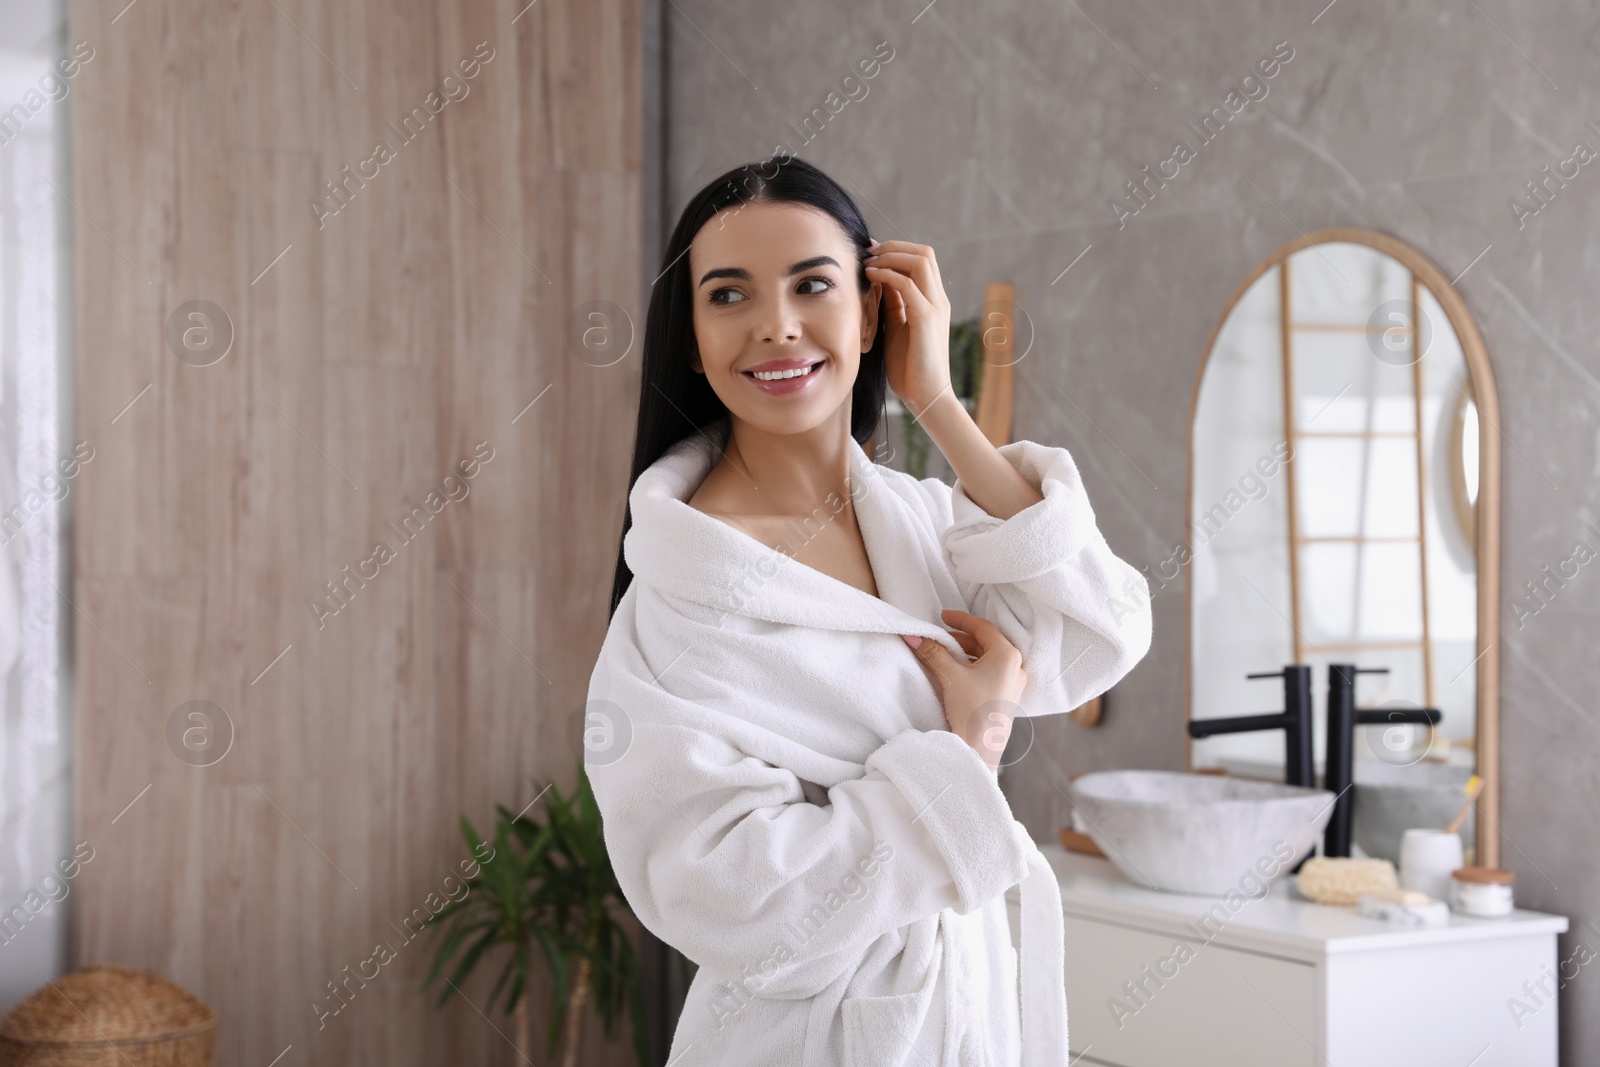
1450, 866, 1515, 917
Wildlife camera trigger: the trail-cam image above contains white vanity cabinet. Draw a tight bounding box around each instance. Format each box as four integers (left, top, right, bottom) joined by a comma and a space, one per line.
1006, 845, 1569, 1067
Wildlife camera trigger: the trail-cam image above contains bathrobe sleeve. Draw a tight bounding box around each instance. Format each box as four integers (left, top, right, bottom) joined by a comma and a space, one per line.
585, 641, 1035, 1001
914, 438, 1153, 717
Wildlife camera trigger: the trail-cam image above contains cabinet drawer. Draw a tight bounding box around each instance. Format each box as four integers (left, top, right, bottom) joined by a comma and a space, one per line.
1063, 914, 1317, 1067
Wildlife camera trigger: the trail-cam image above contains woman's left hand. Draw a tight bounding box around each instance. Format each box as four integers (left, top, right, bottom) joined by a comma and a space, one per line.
865, 239, 952, 417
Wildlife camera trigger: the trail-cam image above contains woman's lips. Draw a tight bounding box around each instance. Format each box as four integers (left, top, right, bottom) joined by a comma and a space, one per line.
743, 360, 824, 395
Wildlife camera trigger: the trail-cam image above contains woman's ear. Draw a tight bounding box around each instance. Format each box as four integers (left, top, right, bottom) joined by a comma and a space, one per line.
689, 344, 703, 374
860, 280, 882, 353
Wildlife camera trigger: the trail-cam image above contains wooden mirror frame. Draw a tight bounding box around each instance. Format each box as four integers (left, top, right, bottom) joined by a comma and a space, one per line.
973, 281, 1103, 726
1183, 228, 1503, 867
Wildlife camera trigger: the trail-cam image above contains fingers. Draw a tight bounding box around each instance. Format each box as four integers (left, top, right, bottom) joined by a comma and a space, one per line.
905, 627, 976, 659
885, 285, 907, 327
864, 259, 934, 319
906, 632, 958, 688
864, 249, 948, 311
866, 241, 943, 296
946, 627, 981, 660
939, 608, 1019, 664
868, 238, 937, 269
865, 240, 941, 298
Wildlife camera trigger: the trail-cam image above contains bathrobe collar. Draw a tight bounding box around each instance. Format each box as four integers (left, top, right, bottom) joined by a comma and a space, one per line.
624, 416, 966, 648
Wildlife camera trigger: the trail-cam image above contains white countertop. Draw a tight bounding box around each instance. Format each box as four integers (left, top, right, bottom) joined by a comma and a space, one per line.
1008, 843, 1568, 962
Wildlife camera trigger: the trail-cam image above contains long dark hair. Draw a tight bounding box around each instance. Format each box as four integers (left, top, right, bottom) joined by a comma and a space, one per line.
606, 155, 888, 619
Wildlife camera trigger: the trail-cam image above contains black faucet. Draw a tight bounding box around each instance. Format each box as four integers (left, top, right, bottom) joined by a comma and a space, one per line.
1188, 665, 1314, 789
1322, 664, 1442, 857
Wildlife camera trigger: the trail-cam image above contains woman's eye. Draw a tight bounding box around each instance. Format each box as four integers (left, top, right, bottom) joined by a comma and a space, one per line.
709, 277, 831, 306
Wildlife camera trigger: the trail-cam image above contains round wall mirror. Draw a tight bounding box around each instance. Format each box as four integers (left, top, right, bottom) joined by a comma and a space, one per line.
1186, 228, 1502, 868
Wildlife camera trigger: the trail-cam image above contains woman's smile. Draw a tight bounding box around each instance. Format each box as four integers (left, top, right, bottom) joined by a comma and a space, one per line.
741, 356, 827, 395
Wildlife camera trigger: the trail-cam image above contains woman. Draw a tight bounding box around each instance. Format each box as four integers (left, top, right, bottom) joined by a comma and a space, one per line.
585, 155, 1152, 1067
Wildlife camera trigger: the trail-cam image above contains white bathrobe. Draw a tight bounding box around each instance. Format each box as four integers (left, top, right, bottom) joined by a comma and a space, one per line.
585, 415, 1152, 1067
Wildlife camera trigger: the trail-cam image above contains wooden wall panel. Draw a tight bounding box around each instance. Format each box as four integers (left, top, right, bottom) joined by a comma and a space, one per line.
71, 577, 208, 980
540, 168, 644, 707
69, 0, 645, 1062
202, 782, 329, 1063
224, 147, 326, 788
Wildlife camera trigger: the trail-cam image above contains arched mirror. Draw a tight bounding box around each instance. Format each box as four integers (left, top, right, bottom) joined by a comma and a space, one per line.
1186, 228, 1501, 868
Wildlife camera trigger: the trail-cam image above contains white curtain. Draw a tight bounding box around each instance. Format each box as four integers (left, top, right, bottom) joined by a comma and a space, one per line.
0, 2, 72, 1014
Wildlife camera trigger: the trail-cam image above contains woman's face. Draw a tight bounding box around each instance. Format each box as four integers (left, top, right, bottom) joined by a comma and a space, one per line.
688, 201, 880, 436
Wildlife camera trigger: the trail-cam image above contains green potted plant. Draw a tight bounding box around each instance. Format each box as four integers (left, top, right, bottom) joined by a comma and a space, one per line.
899, 315, 985, 480
418, 763, 648, 1067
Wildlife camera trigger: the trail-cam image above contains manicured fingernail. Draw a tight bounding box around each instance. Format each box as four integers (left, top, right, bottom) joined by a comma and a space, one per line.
901, 634, 922, 649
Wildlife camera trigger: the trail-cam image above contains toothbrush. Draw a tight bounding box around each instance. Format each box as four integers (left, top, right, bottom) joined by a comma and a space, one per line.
1444, 774, 1484, 835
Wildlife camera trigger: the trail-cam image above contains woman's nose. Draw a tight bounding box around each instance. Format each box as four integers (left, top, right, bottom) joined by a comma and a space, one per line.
760, 297, 803, 342
761, 320, 801, 342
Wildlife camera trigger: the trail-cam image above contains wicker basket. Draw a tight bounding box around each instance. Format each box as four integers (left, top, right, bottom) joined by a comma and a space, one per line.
0, 964, 216, 1066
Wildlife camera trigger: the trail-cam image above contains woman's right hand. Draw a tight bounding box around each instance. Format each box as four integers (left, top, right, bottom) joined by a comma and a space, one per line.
902, 608, 1026, 773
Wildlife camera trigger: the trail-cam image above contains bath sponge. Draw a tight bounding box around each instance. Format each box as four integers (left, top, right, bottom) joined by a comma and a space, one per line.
1296, 857, 1398, 906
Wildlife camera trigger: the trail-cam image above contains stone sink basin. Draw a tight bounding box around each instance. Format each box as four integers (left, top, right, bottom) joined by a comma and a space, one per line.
1066, 770, 1335, 897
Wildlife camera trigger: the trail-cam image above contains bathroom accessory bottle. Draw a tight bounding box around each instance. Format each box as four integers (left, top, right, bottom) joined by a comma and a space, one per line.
1400, 828, 1464, 903
1450, 866, 1515, 917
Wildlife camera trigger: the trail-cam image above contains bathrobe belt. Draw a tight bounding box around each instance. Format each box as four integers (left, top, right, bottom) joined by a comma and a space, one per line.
936, 823, 1066, 1066
1008, 822, 1069, 1067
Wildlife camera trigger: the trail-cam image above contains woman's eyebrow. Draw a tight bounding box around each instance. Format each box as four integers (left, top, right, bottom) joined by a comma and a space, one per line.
697, 255, 840, 288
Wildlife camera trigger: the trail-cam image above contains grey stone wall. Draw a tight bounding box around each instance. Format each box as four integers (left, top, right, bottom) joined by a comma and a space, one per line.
662, 2, 1600, 1056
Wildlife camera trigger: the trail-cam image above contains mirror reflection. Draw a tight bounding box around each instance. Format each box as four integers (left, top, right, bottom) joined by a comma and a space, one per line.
1189, 236, 1484, 865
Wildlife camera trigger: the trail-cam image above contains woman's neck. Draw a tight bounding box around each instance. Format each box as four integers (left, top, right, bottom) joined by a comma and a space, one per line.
714, 409, 858, 518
